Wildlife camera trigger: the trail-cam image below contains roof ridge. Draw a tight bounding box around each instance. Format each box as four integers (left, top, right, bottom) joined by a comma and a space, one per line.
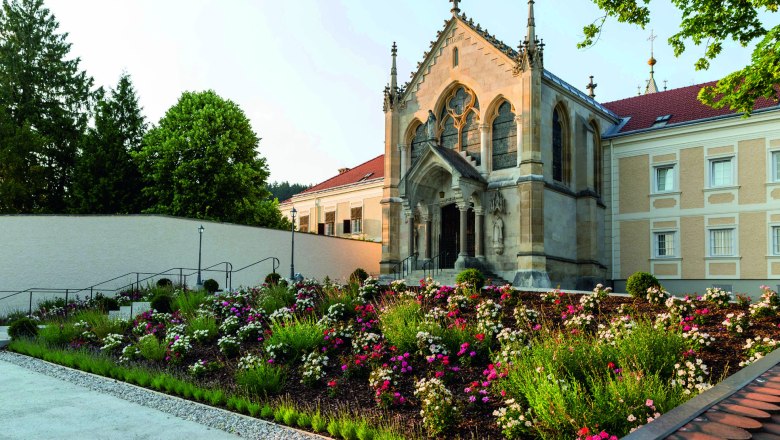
299, 154, 384, 195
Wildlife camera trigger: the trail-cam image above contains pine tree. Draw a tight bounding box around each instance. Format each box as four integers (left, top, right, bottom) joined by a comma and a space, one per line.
0, 0, 94, 213
72, 73, 146, 213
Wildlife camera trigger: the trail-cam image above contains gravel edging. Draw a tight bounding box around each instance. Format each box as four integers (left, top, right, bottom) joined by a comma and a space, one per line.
0, 350, 327, 440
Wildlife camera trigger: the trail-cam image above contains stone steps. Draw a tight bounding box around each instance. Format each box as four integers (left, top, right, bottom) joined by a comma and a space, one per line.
108, 302, 152, 321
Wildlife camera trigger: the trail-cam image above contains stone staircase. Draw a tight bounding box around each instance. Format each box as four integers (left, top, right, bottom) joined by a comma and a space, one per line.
400, 269, 512, 287
108, 302, 152, 321
459, 151, 478, 169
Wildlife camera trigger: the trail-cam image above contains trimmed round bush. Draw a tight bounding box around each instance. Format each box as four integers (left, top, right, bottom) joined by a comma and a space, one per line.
96, 295, 119, 312
265, 272, 282, 286
150, 293, 173, 313
203, 279, 219, 293
8, 317, 38, 340
626, 271, 660, 299
349, 268, 369, 284
156, 278, 173, 288
456, 268, 486, 290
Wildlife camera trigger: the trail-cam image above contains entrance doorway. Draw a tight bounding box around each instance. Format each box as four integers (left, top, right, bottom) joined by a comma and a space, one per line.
439, 203, 475, 268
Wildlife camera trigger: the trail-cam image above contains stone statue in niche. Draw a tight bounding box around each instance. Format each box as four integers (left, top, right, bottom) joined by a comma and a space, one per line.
492, 215, 504, 255
426, 110, 437, 141
490, 191, 506, 255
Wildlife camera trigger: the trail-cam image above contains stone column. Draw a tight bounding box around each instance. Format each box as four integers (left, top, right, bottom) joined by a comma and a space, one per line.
515, 115, 524, 168
479, 123, 490, 175
424, 216, 432, 259
475, 209, 485, 263
399, 144, 407, 177
455, 204, 469, 270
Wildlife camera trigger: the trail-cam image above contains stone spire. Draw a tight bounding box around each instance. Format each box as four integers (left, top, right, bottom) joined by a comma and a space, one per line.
644, 29, 659, 94
383, 42, 400, 112
450, 0, 460, 16
514, 0, 543, 74
390, 42, 398, 91
526, 0, 536, 48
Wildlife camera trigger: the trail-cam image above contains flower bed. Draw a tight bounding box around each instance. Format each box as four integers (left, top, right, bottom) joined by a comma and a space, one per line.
8, 279, 780, 439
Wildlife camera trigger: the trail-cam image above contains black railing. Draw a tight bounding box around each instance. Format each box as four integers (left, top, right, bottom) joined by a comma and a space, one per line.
0, 257, 280, 317
391, 253, 418, 280
422, 251, 450, 280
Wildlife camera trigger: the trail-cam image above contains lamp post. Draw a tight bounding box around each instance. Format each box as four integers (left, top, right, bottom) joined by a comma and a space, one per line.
290, 207, 297, 280
197, 224, 204, 287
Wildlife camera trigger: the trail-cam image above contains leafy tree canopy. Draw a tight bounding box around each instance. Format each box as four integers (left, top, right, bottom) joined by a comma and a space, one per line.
267, 181, 311, 202
135, 90, 290, 230
71, 72, 146, 214
0, 0, 95, 212
581, 0, 779, 114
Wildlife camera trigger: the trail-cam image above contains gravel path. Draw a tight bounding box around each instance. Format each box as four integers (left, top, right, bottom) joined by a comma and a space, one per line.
0, 350, 325, 440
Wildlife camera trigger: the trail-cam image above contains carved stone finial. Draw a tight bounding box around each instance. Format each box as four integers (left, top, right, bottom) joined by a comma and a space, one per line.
450, 0, 460, 16
586, 75, 598, 98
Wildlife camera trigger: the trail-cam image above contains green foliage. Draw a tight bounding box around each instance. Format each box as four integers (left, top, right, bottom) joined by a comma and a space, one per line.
186, 314, 218, 340
95, 294, 120, 312
264, 272, 282, 286
580, 0, 780, 114
378, 298, 423, 354
258, 284, 295, 314
156, 278, 173, 288
8, 317, 38, 340
350, 268, 369, 284
71, 310, 125, 338
264, 317, 324, 361
71, 73, 146, 213
235, 364, 287, 397
311, 411, 328, 433
0, 0, 95, 213
296, 412, 312, 429
134, 90, 290, 229
455, 268, 486, 290
150, 293, 173, 313
38, 322, 79, 346
626, 272, 660, 299
203, 279, 219, 294
260, 403, 274, 419
173, 290, 208, 318
136, 334, 167, 361
266, 181, 310, 202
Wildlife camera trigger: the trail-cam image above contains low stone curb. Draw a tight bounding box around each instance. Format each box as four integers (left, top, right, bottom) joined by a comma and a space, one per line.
0, 350, 328, 440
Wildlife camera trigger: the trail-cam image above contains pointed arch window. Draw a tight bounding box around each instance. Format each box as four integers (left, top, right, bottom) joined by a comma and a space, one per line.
591, 121, 602, 196
552, 106, 570, 184
410, 123, 427, 165
492, 101, 517, 170
438, 85, 480, 162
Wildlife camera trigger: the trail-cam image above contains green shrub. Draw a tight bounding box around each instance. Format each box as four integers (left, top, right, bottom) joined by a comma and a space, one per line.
626, 271, 660, 299
150, 293, 173, 313
235, 364, 287, 397
258, 284, 295, 314
311, 412, 328, 433
8, 317, 38, 340
136, 334, 167, 361
95, 294, 120, 312
297, 412, 312, 429
379, 298, 423, 354
156, 278, 173, 288
38, 322, 79, 346
203, 279, 219, 293
350, 268, 369, 284
174, 290, 208, 318
260, 403, 274, 419
264, 317, 324, 360
265, 272, 282, 286
187, 314, 218, 341
72, 310, 125, 338
455, 268, 486, 290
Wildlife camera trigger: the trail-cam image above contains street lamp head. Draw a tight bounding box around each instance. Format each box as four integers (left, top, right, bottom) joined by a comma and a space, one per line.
198, 225, 205, 234
290, 207, 297, 219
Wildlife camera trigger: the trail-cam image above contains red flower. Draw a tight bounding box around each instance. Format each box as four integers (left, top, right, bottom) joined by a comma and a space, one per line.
607, 362, 616, 370
475, 333, 485, 341
578, 427, 590, 436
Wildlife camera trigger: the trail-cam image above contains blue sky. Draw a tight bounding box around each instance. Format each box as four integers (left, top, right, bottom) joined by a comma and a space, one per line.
46, 0, 769, 185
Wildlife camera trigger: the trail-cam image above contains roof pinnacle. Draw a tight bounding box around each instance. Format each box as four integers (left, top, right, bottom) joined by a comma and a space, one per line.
450, 0, 460, 16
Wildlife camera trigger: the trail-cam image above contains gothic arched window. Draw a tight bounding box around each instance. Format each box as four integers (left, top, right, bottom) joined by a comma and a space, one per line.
492, 101, 517, 170
552, 105, 569, 183
591, 121, 602, 196
438, 85, 479, 154
410, 123, 426, 165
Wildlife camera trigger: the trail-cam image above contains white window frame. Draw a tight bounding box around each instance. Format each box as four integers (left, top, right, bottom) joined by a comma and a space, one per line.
653, 231, 677, 258
772, 150, 780, 182
772, 225, 780, 256
351, 218, 362, 234
653, 164, 675, 193
709, 228, 736, 257
708, 156, 735, 188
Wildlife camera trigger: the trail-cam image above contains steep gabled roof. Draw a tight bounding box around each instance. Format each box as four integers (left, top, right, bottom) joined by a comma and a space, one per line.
295, 154, 384, 197
603, 82, 779, 135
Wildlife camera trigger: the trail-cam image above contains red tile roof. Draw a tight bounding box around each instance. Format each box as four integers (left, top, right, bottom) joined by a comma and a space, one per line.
603, 82, 778, 134
297, 154, 384, 196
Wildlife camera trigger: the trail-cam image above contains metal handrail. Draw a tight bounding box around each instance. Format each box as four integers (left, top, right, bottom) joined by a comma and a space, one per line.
422, 251, 450, 280
230, 257, 279, 289
391, 252, 418, 280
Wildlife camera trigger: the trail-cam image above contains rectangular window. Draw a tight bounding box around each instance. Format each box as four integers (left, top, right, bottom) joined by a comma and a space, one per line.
324, 211, 335, 236
655, 166, 674, 192
710, 228, 734, 256
351, 207, 363, 234
773, 226, 780, 255
654, 232, 676, 257
773, 151, 780, 182
299, 215, 309, 233
710, 158, 733, 187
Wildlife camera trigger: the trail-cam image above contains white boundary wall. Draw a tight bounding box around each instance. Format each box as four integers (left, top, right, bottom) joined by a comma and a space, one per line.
0, 215, 380, 313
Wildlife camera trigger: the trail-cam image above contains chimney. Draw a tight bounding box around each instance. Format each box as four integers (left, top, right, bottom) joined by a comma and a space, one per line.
338, 167, 351, 174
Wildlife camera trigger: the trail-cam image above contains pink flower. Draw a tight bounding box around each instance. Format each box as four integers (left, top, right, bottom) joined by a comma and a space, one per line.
646, 399, 654, 407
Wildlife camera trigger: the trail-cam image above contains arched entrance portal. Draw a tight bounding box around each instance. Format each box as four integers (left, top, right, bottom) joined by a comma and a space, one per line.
439, 203, 475, 268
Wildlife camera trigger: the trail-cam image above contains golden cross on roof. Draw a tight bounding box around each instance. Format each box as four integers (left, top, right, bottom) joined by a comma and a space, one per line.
648, 29, 657, 55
